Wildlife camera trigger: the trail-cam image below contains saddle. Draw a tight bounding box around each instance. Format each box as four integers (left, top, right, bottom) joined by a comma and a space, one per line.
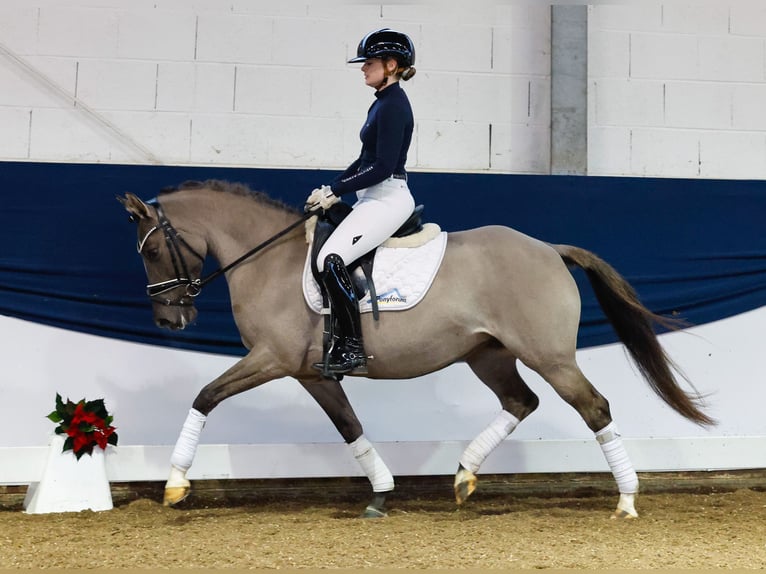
309, 202, 426, 321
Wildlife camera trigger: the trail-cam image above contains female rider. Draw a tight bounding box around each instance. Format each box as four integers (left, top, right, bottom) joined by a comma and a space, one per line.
307, 28, 418, 375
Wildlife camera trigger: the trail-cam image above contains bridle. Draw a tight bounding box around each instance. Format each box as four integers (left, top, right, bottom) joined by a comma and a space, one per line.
136, 198, 314, 307
137, 200, 205, 306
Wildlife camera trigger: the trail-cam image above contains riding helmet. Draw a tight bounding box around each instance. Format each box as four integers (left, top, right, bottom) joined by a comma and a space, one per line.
348, 28, 415, 67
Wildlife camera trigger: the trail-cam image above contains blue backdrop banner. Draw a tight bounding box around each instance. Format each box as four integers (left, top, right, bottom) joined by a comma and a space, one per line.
1, 161, 764, 354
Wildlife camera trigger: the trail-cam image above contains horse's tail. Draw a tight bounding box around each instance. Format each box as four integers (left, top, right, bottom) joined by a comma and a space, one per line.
552, 243, 715, 427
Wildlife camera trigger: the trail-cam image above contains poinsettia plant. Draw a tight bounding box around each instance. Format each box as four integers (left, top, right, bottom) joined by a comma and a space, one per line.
47, 393, 118, 460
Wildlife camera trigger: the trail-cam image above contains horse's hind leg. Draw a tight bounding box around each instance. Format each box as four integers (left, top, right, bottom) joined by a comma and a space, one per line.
456, 345, 540, 504
299, 378, 394, 518
536, 359, 639, 519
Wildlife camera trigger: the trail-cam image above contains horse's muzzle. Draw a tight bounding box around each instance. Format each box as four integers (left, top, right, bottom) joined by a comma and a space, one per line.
153, 304, 197, 331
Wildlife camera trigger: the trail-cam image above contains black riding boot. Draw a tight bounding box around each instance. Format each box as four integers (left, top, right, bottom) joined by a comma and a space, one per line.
314, 253, 367, 375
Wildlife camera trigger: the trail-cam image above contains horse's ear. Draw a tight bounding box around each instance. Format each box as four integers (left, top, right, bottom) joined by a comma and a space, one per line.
117, 193, 152, 221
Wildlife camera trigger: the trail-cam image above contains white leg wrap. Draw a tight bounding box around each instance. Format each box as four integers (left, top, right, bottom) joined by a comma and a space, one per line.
169, 408, 207, 472
349, 436, 394, 493
459, 410, 520, 474
596, 422, 639, 494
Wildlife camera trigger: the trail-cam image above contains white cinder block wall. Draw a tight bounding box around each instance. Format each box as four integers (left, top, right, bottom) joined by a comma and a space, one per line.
0, 2, 545, 173
1, 3, 765, 178
588, 4, 766, 178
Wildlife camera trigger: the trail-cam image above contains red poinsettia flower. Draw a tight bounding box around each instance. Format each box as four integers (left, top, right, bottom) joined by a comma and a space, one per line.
71, 403, 103, 427
47, 394, 119, 460
73, 432, 91, 454
94, 426, 116, 449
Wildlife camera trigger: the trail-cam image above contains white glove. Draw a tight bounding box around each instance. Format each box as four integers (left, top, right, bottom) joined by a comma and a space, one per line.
305, 185, 340, 212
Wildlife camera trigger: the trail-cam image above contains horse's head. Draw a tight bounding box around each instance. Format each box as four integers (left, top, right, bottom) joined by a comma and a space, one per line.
118, 192, 206, 330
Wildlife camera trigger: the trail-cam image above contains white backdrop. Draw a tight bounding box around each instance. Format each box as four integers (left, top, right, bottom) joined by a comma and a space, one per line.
2, 306, 764, 484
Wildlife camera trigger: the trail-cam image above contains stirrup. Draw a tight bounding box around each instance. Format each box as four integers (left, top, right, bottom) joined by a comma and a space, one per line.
313, 339, 368, 376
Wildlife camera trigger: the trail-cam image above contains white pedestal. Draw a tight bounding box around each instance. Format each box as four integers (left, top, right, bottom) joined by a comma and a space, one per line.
23, 434, 113, 514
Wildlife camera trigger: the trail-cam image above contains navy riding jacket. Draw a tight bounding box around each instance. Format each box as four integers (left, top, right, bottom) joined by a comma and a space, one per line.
330, 82, 414, 196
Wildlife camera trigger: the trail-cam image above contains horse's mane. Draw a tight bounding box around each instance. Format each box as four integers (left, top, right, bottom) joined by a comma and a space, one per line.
159, 179, 300, 215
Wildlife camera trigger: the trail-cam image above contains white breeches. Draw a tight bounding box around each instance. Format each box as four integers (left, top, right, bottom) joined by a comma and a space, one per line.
317, 176, 415, 271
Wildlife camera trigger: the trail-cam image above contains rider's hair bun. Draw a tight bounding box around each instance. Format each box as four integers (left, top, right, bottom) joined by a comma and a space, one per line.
401, 67, 416, 81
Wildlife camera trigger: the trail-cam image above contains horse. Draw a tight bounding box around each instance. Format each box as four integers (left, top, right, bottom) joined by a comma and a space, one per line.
118, 179, 713, 519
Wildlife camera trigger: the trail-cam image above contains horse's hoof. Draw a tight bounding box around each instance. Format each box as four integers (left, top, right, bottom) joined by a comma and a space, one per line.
610, 492, 638, 519
163, 486, 190, 507
454, 468, 477, 505
362, 505, 387, 518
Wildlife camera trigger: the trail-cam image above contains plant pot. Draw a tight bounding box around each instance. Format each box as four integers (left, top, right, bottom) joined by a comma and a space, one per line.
23, 433, 113, 514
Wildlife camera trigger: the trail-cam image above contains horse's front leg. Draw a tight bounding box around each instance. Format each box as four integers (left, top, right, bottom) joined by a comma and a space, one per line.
299, 377, 394, 518
164, 354, 281, 506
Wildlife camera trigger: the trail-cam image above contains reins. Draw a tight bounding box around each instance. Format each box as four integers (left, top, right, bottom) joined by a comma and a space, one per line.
197, 210, 315, 289
141, 198, 315, 304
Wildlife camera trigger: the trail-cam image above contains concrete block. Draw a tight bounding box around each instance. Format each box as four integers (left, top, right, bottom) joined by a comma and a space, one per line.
29, 108, 131, 163
0, 56, 78, 108
264, 116, 347, 168
417, 120, 489, 170
404, 72, 459, 122
508, 123, 550, 174
629, 128, 700, 177
37, 6, 120, 58
510, 77, 532, 125
381, 3, 496, 26
0, 4, 38, 53
76, 60, 157, 111
509, 77, 550, 127
235, 2, 314, 17
458, 74, 512, 123
190, 113, 271, 165
108, 111, 192, 164
589, 5, 663, 32
235, 66, 311, 116
592, 78, 664, 127
309, 69, 367, 119
488, 121, 512, 172
152, 0, 235, 10
116, 10, 197, 61
196, 13, 273, 64
630, 33, 699, 80
419, 24, 493, 72
156, 63, 236, 112
587, 126, 632, 176
664, 81, 732, 130
729, 4, 766, 37
698, 36, 764, 82
272, 18, 346, 67
510, 25, 551, 76
510, 4, 550, 31
660, 4, 730, 35
0, 108, 31, 158
699, 131, 766, 179
732, 84, 766, 131
491, 24, 513, 74
588, 30, 630, 77
305, 4, 377, 20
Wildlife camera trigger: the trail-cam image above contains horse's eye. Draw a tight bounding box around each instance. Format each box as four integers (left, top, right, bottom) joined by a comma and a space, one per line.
145, 247, 160, 261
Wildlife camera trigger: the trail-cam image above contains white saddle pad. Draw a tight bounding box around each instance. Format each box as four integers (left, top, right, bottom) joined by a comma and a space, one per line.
303, 229, 448, 314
